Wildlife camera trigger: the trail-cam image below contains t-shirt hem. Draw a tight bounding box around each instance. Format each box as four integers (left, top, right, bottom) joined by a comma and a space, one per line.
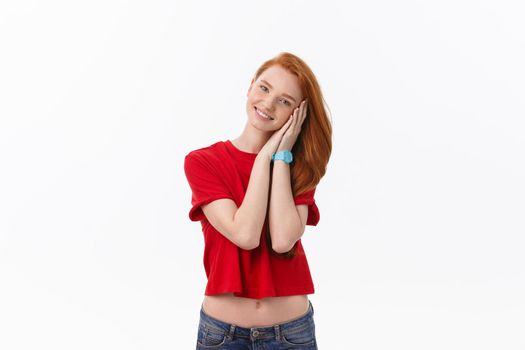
205, 287, 315, 300
189, 195, 236, 221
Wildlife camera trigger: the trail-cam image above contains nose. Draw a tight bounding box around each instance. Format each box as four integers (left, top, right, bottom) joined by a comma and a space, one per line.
262, 97, 275, 111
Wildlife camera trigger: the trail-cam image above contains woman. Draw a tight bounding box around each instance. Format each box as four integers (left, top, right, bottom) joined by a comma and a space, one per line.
184, 52, 332, 349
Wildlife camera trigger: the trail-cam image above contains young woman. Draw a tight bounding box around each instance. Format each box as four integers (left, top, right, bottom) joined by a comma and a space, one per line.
184, 52, 332, 349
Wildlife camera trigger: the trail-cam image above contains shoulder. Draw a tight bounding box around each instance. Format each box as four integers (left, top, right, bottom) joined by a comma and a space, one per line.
184, 140, 230, 172
185, 140, 226, 162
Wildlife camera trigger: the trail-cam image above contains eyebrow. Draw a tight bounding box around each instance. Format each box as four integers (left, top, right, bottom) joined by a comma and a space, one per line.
260, 79, 297, 103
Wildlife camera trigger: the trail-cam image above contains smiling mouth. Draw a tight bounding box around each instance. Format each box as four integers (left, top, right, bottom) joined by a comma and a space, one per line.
255, 107, 274, 120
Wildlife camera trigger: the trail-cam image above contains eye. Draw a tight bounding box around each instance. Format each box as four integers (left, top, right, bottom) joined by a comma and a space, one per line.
281, 99, 291, 106
259, 85, 269, 92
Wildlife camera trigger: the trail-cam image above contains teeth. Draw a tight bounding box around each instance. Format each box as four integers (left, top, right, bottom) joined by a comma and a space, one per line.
256, 107, 273, 120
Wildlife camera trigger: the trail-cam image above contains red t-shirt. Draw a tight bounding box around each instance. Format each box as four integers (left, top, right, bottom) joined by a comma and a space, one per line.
183, 139, 320, 299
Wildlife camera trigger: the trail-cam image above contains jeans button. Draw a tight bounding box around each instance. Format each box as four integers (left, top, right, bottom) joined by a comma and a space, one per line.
252, 330, 259, 337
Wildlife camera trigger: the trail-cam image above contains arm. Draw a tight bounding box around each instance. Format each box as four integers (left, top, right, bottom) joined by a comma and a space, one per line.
192, 104, 295, 250
267, 98, 310, 253
200, 107, 296, 249
201, 152, 272, 250
268, 160, 309, 253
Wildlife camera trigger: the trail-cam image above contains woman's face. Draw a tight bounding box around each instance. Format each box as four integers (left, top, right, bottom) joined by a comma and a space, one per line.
246, 64, 304, 131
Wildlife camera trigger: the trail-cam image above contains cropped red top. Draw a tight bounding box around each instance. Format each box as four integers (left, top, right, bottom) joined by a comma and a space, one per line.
183, 139, 320, 299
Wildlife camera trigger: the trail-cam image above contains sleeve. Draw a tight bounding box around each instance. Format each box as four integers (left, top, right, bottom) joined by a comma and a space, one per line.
293, 186, 320, 226
183, 152, 235, 222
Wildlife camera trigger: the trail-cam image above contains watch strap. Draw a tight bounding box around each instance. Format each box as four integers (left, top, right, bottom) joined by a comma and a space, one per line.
272, 150, 293, 164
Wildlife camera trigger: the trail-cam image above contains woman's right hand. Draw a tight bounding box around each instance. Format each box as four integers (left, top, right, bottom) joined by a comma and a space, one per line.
259, 116, 294, 161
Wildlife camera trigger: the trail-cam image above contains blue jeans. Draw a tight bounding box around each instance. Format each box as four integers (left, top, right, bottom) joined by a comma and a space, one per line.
196, 300, 318, 349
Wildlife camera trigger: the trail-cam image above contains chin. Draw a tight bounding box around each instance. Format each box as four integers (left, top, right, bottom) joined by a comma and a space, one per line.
249, 117, 277, 133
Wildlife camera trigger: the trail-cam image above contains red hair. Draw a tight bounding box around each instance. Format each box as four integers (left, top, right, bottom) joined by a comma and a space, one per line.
253, 52, 333, 258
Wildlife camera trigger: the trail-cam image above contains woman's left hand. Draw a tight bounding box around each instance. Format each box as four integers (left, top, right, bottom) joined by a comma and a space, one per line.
277, 99, 308, 152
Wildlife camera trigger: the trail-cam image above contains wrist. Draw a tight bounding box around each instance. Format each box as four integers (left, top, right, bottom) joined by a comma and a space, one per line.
276, 145, 291, 153
257, 151, 274, 163
271, 149, 293, 164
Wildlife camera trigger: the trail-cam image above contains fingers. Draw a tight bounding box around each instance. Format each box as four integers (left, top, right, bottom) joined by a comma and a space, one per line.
282, 99, 308, 139
279, 114, 294, 135
290, 109, 299, 128
291, 99, 307, 127
301, 99, 308, 120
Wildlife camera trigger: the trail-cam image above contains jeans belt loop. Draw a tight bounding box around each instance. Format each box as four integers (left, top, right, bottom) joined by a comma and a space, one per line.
227, 324, 236, 340
274, 324, 281, 340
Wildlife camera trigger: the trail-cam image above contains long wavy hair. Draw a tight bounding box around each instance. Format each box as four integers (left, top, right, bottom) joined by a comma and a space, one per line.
252, 52, 333, 259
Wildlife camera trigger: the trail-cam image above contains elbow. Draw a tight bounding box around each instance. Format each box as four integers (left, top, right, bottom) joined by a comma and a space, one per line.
271, 226, 304, 253
272, 238, 294, 254
242, 240, 260, 250
237, 233, 260, 250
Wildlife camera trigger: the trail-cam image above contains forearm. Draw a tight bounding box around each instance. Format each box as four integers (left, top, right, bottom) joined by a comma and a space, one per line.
233, 153, 272, 248
268, 160, 302, 252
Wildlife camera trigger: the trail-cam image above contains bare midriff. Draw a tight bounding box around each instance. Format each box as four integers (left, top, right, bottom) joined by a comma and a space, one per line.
202, 293, 310, 328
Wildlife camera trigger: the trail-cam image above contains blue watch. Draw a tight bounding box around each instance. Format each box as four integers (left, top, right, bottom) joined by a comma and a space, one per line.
272, 150, 293, 164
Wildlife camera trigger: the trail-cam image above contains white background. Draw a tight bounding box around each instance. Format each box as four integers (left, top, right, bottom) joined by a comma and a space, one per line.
1, 1, 524, 349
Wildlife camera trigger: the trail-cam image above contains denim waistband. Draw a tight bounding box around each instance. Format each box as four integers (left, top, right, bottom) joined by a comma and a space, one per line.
199, 299, 315, 341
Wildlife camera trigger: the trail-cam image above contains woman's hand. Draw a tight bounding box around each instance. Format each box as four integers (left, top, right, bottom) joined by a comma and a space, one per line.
277, 99, 308, 152
259, 112, 295, 161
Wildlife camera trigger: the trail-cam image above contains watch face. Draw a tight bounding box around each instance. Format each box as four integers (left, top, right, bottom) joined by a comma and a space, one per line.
284, 152, 293, 163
